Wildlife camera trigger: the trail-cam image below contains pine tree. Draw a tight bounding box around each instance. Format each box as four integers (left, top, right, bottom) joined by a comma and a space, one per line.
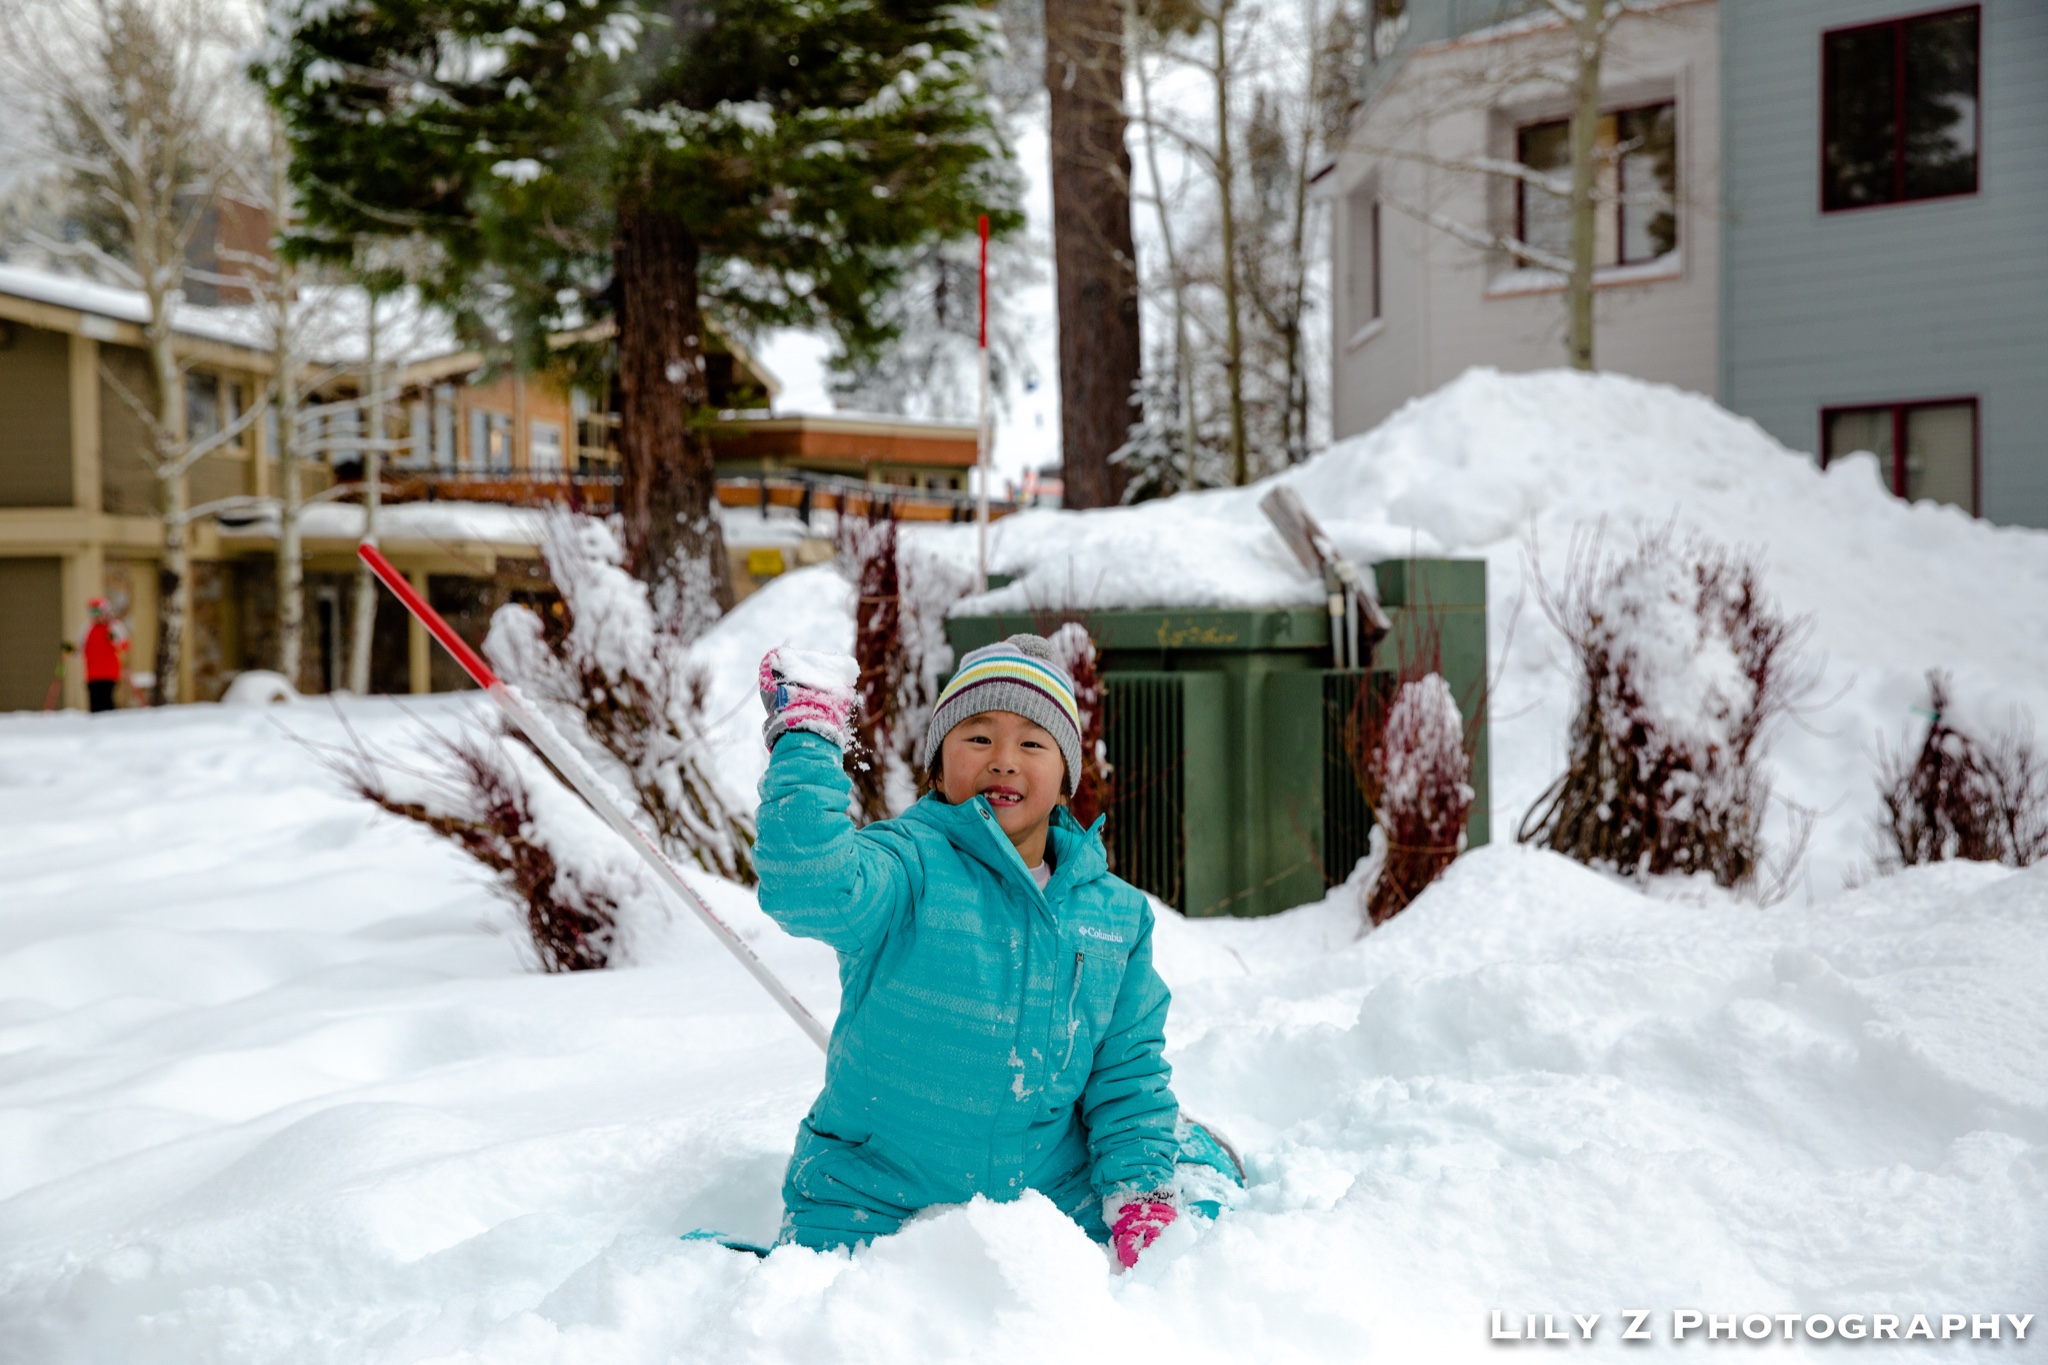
262, 0, 1019, 607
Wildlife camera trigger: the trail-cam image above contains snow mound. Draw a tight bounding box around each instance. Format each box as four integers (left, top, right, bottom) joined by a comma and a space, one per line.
0, 704, 2041, 1361
221, 670, 299, 706
940, 369, 2048, 892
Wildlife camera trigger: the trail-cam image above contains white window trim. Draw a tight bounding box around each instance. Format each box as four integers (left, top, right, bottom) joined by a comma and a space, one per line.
1484, 248, 1685, 299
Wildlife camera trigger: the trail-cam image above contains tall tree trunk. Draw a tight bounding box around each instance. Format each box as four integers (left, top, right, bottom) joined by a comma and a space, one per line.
1045, 0, 1141, 509
148, 304, 188, 706
1212, 2, 1248, 485
614, 206, 732, 620
1565, 0, 1604, 372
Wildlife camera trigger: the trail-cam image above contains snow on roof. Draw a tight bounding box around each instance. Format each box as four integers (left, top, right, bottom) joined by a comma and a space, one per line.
0, 261, 460, 368
217, 499, 547, 547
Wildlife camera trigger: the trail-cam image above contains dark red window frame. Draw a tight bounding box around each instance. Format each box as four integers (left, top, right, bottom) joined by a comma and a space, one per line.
1820, 4, 1981, 215
1369, 200, 1382, 321
1819, 396, 1980, 514
1514, 101, 1676, 268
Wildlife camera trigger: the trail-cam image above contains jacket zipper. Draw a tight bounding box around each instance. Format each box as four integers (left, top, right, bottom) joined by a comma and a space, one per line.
1062, 951, 1084, 1070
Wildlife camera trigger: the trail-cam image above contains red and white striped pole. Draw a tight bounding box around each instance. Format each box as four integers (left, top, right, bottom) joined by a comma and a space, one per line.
357, 543, 830, 1051
976, 213, 991, 594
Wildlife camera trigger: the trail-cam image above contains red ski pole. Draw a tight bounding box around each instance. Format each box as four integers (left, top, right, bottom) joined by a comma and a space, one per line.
358, 544, 830, 1050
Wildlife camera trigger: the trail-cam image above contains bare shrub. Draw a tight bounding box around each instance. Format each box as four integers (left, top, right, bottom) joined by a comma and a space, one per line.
1876, 672, 2048, 870
325, 721, 620, 972
840, 512, 979, 818
1519, 525, 1816, 892
840, 509, 900, 824
486, 513, 756, 883
1361, 673, 1476, 924
1046, 622, 1113, 827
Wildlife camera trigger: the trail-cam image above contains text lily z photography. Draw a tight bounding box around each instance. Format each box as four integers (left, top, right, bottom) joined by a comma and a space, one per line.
1490, 1310, 2038, 1346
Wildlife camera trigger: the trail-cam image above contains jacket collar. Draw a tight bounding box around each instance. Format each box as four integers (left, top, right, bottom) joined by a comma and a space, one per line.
902, 795, 1109, 907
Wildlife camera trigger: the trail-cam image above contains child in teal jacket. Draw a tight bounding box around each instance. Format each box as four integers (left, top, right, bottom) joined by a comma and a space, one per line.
753, 635, 1181, 1265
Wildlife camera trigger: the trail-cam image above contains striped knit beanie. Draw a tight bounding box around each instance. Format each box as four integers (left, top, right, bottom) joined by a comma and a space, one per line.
922, 634, 1083, 795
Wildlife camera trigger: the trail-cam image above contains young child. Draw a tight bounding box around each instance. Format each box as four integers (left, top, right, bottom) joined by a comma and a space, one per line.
753, 634, 1180, 1268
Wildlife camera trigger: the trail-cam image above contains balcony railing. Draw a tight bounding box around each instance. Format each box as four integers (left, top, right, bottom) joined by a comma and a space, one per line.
374, 467, 1020, 524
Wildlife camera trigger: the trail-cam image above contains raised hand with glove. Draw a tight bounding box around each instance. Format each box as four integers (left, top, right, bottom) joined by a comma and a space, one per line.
758, 648, 860, 752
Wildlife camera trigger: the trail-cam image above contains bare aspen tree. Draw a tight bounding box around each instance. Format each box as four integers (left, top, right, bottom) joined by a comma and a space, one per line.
3, 0, 255, 703
224, 114, 327, 687
1210, 1, 1249, 484
1353, 0, 1673, 371
1125, 0, 1201, 481
345, 292, 382, 694
1121, 0, 1356, 493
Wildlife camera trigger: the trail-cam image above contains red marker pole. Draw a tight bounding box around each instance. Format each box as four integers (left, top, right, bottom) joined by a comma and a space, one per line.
357, 544, 830, 1050
976, 213, 991, 593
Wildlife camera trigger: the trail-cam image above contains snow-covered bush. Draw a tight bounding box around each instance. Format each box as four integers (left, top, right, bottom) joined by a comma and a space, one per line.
1361, 673, 1475, 924
484, 513, 756, 883
1519, 526, 1814, 892
337, 726, 621, 972
1876, 672, 2048, 871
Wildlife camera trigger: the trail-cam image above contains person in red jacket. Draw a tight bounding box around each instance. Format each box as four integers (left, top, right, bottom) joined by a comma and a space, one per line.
82, 596, 128, 713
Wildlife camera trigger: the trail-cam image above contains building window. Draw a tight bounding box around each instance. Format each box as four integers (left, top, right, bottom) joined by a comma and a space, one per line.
1516, 103, 1677, 269
185, 372, 221, 443
1822, 7, 1979, 212
1347, 187, 1381, 334
530, 419, 564, 474
1822, 398, 1977, 513
467, 408, 513, 472
433, 386, 457, 468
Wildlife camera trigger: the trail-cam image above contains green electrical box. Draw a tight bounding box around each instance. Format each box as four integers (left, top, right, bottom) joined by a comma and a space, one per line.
943, 557, 1489, 917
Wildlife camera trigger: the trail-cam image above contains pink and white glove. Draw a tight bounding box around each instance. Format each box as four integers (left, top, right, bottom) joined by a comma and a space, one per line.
1108, 1195, 1177, 1269
758, 648, 858, 751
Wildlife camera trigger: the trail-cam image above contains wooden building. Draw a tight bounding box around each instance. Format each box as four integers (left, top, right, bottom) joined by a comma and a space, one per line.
0, 263, 995, 709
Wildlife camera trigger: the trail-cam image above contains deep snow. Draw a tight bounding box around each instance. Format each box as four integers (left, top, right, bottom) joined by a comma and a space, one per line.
3, 371, 2045, 1361
1, 700, 2041, 1362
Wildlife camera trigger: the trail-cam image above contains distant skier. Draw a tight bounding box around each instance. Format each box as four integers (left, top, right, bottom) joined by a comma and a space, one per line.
82, 596, 129, 713
753, 635, 1181, 1269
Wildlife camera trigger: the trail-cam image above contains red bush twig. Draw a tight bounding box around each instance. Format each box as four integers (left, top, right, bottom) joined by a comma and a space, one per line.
1046, 622, 1112, 828
1518, 524, 1816, 892
1876, 671, 2048, 870
311, 717, 619, 972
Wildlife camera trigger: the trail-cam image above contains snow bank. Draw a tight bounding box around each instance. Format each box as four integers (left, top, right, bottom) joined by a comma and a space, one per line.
0, 705, 2040, 1361
941, 368, 2048, 892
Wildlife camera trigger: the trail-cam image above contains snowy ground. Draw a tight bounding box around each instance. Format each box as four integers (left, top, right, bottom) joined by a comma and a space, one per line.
4, 372, 2046, 1359
2, 702, 2043, 1360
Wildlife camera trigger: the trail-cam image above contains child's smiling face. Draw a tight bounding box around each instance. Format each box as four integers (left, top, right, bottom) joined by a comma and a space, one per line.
937, 710, 1067, 862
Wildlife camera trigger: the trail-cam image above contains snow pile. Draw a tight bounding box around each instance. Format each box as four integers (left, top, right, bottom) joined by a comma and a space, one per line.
0, 703, 2042, 1361
941, 368, 2048, 891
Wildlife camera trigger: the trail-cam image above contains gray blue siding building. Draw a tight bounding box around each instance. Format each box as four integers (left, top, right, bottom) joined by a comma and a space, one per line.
1334, 0, 2048, 528
1720, 0, 2047, 526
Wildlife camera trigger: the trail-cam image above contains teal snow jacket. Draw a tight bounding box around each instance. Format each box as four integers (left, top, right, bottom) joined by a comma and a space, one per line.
755, 730, 1179, 1249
